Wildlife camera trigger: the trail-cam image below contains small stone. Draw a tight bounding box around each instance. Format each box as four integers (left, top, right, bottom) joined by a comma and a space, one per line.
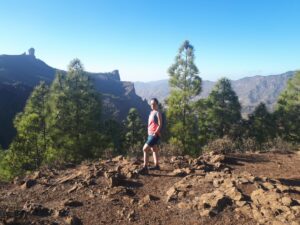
170, 169, 187, 177
177, 202, 192, 210
213, 179, 223, 188
67, 185, 78, 193
199, 191, 232, 214
127, 210, 135, 221
235, 200, 247, 207
199, 209, 217, 217
235, 204, 252, 217
65, 215, 83, 225
272, 220, 288, 225
276, 184, 290, 193
112, 155, 124, 162
4, 218, 17, 225
21, 179, 37, 189
223, 167, 231, 173
31, 171, 42, 180
238, 177, 250, 184
281, 196, 293, 206
166, 187, 178, 202
251, 189, 265, 205
106, 172, 123, 187
263, 182, 275, 190
63, 199, 83, 207
23, 202, 52, 216
183, 167, 194, 174
139, 194, 159, 207
123, 196, 136, 204
225, 187, 243, 201
260, 206, 274, 218
54, 208, 69, 218
252, 208, 264, 222
210, 154, 225, 163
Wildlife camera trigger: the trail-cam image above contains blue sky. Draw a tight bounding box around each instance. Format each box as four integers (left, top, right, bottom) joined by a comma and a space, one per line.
0, 0, 299, 82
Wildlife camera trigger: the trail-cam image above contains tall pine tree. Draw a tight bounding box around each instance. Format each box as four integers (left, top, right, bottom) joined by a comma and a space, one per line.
199, 78, 241, 141
47, 59, 103, 162
166, 40, 202, 154
9, 81, 50, 170
102, 119, 125, 155
247, 103, 275, 145
275, 71, 300, 142
124, 108, 145, 151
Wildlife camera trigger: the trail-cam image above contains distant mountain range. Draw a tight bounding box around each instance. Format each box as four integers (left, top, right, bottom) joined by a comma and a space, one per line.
0, 50, 149, 148
134, 71, 295, 115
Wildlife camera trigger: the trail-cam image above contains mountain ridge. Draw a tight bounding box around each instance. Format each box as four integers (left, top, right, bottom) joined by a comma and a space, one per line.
0, 51, 149, 148
134, 71, 296, 114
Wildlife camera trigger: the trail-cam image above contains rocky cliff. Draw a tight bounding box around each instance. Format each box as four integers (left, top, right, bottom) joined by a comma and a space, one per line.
0, 52, 149, 148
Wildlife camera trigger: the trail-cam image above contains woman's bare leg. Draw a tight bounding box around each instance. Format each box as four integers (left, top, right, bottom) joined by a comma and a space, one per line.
143, 144, 150, 167
151, 145, 159, 166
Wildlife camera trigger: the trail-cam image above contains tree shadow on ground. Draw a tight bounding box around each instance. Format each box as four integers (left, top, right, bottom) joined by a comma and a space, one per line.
265, 150, 295, 155
146, 173, 178, 178
225, 154, 270, 166
147, 170, 206, 178
120, 180, 143, 188
278, 178, 300, 187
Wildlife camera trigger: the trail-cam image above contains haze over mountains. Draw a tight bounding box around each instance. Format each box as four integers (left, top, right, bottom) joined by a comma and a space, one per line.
134, 71, 295, 115
0, 49, 149, 148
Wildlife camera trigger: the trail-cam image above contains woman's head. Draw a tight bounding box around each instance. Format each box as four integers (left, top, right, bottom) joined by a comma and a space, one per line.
150, 98, 159, 110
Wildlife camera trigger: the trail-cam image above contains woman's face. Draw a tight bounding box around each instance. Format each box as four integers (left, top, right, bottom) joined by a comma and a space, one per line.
150, 100, 157, 110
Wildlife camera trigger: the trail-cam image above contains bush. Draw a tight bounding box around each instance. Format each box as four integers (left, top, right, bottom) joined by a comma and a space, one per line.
0, 150, 20, 181
262, 137, 298, 153
238, 138, 261, 152
159, 143, 184, 156
202, 136, 237, 154
232, 137, 297, 153
103, 148, 115, 159
127, 144, 143, 158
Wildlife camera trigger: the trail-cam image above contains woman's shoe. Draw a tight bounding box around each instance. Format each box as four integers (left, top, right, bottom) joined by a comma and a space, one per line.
148, 165, 160, 170
138, 166, 149, 175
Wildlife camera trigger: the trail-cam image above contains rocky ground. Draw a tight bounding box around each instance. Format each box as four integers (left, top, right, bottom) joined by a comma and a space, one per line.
1, 151, 300, 225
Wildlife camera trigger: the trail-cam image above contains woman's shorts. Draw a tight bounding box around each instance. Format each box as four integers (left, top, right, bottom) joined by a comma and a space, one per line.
146, 135, 160, 147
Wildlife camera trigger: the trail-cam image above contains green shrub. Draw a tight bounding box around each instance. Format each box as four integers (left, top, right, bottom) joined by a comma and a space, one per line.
238, 138, 261, 152
0, 150, 20, 181
262, 137, 298, 153
202, 136, 237, 154
159, 143, 184, 156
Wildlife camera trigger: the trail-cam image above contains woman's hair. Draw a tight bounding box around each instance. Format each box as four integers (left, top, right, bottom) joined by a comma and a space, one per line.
151, 98, 159, 105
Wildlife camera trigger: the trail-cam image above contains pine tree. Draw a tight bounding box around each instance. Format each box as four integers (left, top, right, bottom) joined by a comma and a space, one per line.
0, 150, 13, 180
124, 108, 145, 150
199, 78, 241, 141
47, 59, 103, 162
247, 103, 275, 145
9, 81, 50, 170
195, 98, 212, 145
275, 71, 300, 142
166, 40, 202, 154
0, 145, 11, 180
103, 119, 125, 155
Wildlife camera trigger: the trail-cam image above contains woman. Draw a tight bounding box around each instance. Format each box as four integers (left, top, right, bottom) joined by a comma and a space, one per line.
139, 98, 162, 175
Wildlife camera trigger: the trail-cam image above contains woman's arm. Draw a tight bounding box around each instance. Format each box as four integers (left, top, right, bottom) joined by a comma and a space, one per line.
154, 111, 162, 136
